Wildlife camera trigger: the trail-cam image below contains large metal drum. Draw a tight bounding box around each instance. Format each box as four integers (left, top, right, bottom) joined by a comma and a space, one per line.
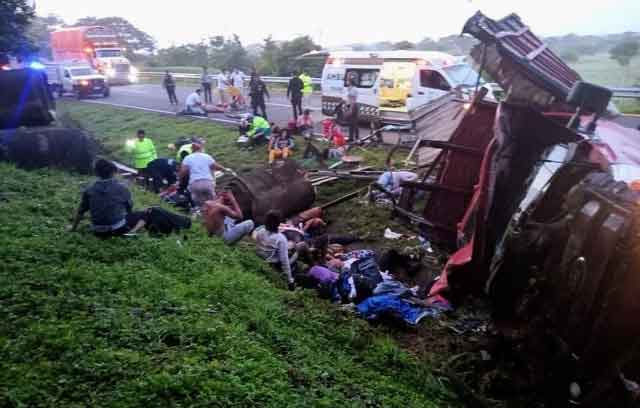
224, 160, 315, 224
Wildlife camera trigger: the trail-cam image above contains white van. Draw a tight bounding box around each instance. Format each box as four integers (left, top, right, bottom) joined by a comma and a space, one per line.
318, 50, 492, 120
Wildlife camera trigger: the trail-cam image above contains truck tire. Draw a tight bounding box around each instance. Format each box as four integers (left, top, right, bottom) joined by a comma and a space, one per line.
103, 87, 110, 97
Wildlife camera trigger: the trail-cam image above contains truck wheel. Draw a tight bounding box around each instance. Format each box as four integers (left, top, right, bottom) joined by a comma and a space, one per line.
103, 87, 110, 97
76, 91, 84, 100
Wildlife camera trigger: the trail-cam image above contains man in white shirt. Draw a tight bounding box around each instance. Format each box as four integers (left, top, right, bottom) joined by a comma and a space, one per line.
185, 89, 206, 116
179, 143, 230, 208
217, 71, 229, 104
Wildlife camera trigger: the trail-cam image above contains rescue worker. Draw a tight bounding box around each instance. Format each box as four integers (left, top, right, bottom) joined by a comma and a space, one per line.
299, 70, 313, 109
242, 114, 272, 149
146, 157, 178, 193
126, 129, 157, 180
249, 72, 270, 119
287, 70, 304, 120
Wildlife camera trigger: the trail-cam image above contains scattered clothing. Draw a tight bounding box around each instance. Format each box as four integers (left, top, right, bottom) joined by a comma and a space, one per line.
357, 294, 448, 326
309, 265, 339, 285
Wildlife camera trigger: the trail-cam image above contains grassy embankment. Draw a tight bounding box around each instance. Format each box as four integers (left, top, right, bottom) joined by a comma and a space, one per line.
569, 53, 640, 114
0, 103, 454, 406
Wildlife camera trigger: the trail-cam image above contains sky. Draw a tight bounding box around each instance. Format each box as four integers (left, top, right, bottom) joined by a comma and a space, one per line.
36, 0, 640, 49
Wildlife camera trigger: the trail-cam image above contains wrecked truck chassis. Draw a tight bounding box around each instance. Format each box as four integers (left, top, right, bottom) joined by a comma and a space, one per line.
395, 101, 640, 402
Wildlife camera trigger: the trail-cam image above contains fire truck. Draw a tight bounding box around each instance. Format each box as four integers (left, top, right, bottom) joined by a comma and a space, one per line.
50, 26, 138, 84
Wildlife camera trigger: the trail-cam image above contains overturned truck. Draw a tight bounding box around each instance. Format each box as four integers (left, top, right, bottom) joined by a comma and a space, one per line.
394, 12, 640, 405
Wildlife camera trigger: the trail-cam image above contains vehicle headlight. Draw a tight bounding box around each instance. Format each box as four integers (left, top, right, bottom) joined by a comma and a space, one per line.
80, 80, 89, 86
106, 68, 116, 77
129, 66, 138, 75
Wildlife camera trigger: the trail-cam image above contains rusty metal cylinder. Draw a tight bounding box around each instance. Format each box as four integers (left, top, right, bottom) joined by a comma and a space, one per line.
224, 160, 315, 224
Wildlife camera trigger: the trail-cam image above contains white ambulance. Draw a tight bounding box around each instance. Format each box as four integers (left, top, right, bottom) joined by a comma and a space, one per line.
315, 50, 491, 121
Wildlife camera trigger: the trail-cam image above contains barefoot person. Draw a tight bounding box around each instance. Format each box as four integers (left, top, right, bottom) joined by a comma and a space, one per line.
202, 189, 254, 245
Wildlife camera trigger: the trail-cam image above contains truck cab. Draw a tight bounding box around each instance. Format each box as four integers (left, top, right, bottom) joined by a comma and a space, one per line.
93, 48, 138, 84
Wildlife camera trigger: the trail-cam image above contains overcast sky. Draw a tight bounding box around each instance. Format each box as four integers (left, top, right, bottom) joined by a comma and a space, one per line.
36, 0, 640, 49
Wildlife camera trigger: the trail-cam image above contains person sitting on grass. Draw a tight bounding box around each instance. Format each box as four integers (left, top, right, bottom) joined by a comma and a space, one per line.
254, 210, 296, 291
268, 128, 292, 164
69, 158, 148, 238
296, 109, 314, 139
201, 189, 255, 245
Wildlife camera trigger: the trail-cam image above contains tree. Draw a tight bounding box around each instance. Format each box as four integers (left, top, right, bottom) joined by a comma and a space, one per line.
610, 40, 640, 67
392, 41, 415, 50
258, 36, 280, 75
560, 50, 580, 63
72, 16, 156, 59
0, 0, 36, 55
210, 34, 252, 71
27, 14, 65, 59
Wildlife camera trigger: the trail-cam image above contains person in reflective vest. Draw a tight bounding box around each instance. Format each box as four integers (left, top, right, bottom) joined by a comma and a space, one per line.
299, 71, 313, 108
125, 129, 157, 174
177, 143, 193, 163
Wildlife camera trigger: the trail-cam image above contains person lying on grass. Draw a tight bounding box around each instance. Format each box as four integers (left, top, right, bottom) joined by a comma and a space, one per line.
69, 158, 148, 238
201, 189, 254, 245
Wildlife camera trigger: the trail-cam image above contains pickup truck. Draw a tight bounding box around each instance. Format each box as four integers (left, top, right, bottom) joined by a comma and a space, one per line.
46, 63, 110, 99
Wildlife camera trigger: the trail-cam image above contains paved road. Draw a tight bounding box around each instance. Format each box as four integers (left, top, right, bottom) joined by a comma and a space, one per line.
79, 84, 640, 133
80, 83, 323, 129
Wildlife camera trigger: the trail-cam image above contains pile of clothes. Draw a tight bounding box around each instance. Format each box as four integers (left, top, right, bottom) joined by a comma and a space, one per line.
298, 241, 452, 326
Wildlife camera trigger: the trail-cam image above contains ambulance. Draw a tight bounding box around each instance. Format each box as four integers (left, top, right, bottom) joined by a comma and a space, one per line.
314, 50, 493, 121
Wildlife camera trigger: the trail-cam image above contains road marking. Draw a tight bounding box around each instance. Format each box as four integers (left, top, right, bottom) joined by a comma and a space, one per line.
81, 100, 240, 125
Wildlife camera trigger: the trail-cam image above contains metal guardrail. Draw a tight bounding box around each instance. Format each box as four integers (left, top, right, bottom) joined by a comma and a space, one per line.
610, 87, 640, 99
139, 71, 322, 85
140, 71, 639, 99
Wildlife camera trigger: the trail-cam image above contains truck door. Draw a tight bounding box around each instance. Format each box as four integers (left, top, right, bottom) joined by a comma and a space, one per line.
418, 69, 452, 103
343, 68, 380, 118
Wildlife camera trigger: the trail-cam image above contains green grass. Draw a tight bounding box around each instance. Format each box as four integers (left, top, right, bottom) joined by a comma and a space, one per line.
0, 162, 456, 407
569, 53, 640, 87
0, 102, 452, 406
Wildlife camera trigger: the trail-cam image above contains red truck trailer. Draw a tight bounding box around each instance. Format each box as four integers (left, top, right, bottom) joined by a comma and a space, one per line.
50, 26, 137, 84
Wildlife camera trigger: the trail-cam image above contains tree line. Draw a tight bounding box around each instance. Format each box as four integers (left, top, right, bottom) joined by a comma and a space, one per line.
2, 1, 639, 77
